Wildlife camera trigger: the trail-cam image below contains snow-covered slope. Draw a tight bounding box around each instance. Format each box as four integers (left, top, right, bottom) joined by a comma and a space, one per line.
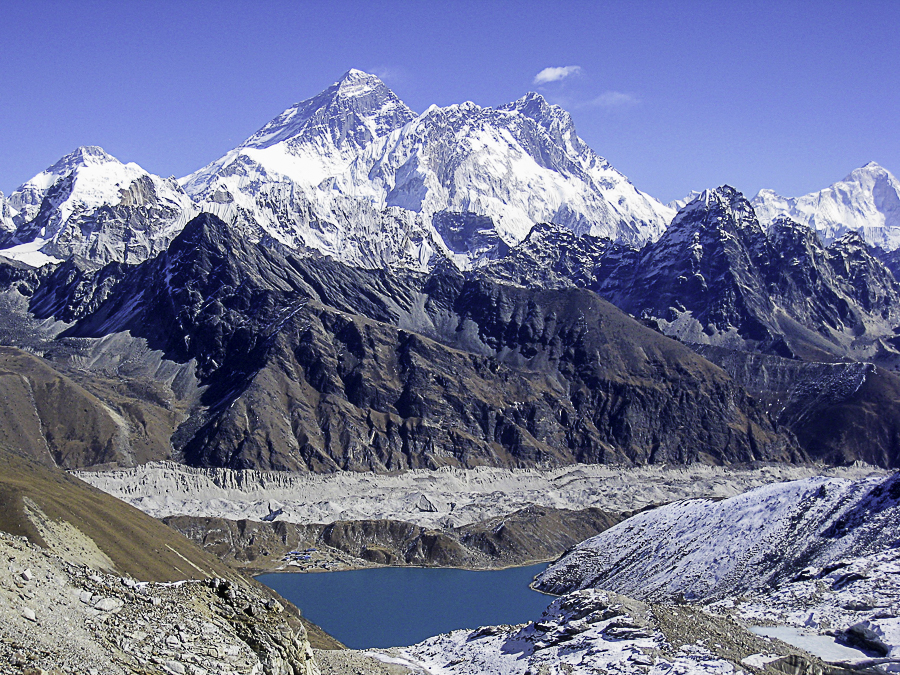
535, 473, 900, 602
183, 69, 673, 270
3, 146, 197, 265
753, 162, 900, 250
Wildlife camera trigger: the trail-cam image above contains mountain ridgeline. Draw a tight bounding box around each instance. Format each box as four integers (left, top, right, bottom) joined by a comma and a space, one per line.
2, 189, 900, 472
0, 70, 898, 473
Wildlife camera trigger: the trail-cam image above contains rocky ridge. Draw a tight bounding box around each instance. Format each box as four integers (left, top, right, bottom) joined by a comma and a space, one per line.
0, 211, 801, 473
491, 187, 900, 364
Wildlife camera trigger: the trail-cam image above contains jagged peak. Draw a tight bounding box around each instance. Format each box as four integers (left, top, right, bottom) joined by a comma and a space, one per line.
47, 146, 120, 174
668, 186, 760, 237
333, 68, 388, 98
501, 92, 575, 131
830, 229, 870, 250
521, 221, 575, 245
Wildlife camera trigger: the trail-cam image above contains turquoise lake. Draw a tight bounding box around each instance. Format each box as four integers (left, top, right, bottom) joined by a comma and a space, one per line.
257, 563, 551, 649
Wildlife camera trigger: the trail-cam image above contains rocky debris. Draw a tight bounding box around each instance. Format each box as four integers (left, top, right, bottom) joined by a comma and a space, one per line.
375, 589, 818, 675
0, 531, 319, 675
718, 547, 900, 663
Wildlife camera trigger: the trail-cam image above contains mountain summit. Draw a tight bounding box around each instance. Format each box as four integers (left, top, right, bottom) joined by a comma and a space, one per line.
181, 69, 674, 270
752, 162, 900, 251
3, 145, 196, 264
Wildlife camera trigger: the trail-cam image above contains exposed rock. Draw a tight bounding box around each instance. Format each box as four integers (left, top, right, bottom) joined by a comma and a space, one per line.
0, 212, 801, 472
0, 531, 320, 674
490, 188, 900, 365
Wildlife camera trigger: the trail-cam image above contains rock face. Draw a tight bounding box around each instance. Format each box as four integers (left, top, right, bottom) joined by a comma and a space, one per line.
753, 162, 900, 250
0, 532, 319, 675
4, 146, 197, 265
492, 187, 900, 364
1, 211, 800, 472
694, 346, 900, 468
182, 69, 673, 270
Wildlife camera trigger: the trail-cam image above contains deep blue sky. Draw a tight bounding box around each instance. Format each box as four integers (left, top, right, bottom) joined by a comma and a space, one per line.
1, 0, 897, 203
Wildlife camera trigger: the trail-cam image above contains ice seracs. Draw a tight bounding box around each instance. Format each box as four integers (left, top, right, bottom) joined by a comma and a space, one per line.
752, 162, 900, 250
182, 69, 673, 271
2, 145, 197, 266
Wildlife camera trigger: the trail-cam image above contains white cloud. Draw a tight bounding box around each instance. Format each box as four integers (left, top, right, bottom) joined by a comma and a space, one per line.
533, 65, 582, 85
587, 91, 639, 108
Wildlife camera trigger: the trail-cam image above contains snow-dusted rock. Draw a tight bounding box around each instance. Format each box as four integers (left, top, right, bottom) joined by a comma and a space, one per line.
535, 473, 900, 602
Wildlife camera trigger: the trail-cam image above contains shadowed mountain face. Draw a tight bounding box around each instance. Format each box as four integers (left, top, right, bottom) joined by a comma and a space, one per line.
490, 186, 900, 365
0, 213, 803, 472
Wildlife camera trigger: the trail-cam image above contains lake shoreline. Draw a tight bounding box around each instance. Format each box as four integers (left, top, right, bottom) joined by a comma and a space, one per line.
256, 563, 554, 650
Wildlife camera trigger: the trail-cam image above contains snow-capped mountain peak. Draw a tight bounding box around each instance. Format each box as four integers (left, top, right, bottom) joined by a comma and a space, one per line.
179, 70, 674, 271
2, 145, 197, 265
240, 69, 416, 154
752, 161, 900, 250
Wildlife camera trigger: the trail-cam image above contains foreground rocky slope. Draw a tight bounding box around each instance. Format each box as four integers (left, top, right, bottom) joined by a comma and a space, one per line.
0, 532, 319, 674
362, 589, 839, 675
535, 472, 900, 603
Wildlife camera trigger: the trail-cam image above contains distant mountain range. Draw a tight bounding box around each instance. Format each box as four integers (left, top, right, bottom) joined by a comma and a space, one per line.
1, 70, 899, 474
2, 69, 897, 271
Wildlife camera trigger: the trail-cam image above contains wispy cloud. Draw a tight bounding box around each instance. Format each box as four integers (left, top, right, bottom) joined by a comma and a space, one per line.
586, 91, 640, 108
369, 65, 402, 83
533, 65, 582, 85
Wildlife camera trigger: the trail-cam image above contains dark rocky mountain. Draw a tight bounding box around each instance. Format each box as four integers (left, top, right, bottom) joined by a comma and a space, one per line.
490, 186, 900, 366
0, 212, 804, 472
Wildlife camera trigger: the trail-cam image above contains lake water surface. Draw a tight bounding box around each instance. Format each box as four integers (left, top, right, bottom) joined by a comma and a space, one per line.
257, 563, 551, 648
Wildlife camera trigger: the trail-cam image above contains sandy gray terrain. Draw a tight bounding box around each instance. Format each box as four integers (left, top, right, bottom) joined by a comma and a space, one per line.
77, 461, 884, 529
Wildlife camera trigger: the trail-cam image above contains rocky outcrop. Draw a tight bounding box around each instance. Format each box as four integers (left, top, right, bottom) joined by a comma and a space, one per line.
0, 532, 319, 674
381, 588, 828, 675
164, 505, 623, 570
